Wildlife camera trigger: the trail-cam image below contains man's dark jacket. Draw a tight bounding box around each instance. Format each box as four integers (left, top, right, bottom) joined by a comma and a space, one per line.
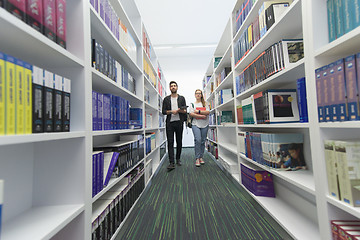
162, 95, 187, 124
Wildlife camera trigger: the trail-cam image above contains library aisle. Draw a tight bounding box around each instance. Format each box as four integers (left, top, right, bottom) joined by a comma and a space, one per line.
116, 148, 292, 240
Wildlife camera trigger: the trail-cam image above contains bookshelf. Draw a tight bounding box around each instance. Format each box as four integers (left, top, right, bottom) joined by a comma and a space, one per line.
0, 1, 166, 239
202, 0, 360, 239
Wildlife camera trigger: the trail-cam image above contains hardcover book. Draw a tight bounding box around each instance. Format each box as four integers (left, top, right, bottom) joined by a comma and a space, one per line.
332, 59, 347, 121
56, 0, 66, 48
43, 70, 53, 132
271, 133, 304, 169
43, 0, 56, 42
0, 52, 5, 135
331, 221, 360, 240
296, 77, 308, 122
32, 65, 44, 133
97, 92, 103, 130
92, 91, 97, 131
265, 3, 290, 31
5, 0, 26, 21
327, 0, 336, 42
15, 58, 25, 134
344, 55, 359, 121
103, 151, 120, 186
5, 54, 16, 135
26, 0, 43, 33
62, 77, 70, 131
280, 39, 304, 69
53, 74, 62, 132
24, 62, 32, 134
324, 140, 340, 199
267, 89, 300, 123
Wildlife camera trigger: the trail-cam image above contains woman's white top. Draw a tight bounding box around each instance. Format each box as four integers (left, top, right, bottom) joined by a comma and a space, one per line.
190, 101, 210, 128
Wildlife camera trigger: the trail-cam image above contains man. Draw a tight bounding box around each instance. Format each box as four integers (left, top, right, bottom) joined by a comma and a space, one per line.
162, 81, 187, 170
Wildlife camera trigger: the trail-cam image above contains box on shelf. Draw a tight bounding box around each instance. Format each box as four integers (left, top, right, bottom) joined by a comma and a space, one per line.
241, 162, 275, 197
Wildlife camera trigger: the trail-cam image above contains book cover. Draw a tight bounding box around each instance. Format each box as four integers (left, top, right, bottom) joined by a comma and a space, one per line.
62, 77, 70, 131
53, 74, 62, 132
335, 140, 360, 207
344, 55, 359, 121
103, 151, 120, 186
24, 62, 32, 134
241, 162, 275, 197
357, 53, 360, 116
98, 151, 104, 193
333, 59, 347, 121
15, 58, 25, 134
327, 62, 337, 121
43, 0, 56, 42
323, 65, 331, 122
280, 39, 304, 69
267, 89, 300, 123
0, 52, 5, 135
103, 94, 110, 130
92, 91, 97, 131
5, 0, 26, 21
97, 92, 103, 131
324, 140, 340, 199
334, 0, 345, 38
338, 226, 360, 239
272, 133, 305, 169
26, 0, 43, 33
331, 221, 360, 240
43, 70, 53, 132
99, 43, 104, 74
56, 0, 66, 48
265, 3, 289, 31
104, 49, 109, 77
32, 65, 43, 133
5, 54, 16, 135
296, 77, 308, 123
327, 0, 336, 42
92, 152, 97, 197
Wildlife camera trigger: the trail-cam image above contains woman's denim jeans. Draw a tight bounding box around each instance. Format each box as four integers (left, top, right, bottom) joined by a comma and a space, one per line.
192, 125, 209, 159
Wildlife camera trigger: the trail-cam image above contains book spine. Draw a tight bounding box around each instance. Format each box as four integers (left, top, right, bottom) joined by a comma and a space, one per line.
56, 0, 66, 48
32, 65, 44, 133
345, 55, 359, 120
324, 140, 340, 200
97, 92, 103, 131
43, 0, 56, 42
323, 66, 331, 122
5, 55, 16, 135
26, 0, 43, 33
355, 0, 360, 29
15, 59, 25, 134
316, 67, 324, 122
24, 62, 32, 134
43, 70, 54, 132
92, 153, 96, 197
334, 59, 347, 121
62, 78, 70, 131
0, 52, 5, 135
327, 0, 336, 41
53, 74, 63, 131
6, 0, 26, 21
357, 53, 360, 120
334, 0, 345, 38
92, 91, 97, 131
104, 152, 120, 186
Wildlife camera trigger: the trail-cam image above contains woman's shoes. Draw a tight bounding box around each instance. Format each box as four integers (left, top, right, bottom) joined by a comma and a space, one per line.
195, 159, 201, 167
199, 158, 205, 165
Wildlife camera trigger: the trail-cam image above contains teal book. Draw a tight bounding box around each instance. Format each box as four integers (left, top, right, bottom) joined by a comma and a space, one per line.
334, 0, 344, 38
327, 0, 336, 42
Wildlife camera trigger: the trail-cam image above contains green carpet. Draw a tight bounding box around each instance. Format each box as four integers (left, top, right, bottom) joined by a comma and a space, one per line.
116, 148, 293, 240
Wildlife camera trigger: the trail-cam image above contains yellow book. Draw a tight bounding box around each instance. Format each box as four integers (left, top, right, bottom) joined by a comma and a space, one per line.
24, 62, 32, 134
16, 59, 25, 134
5, 55, 16, 135
0, 52, 5, 135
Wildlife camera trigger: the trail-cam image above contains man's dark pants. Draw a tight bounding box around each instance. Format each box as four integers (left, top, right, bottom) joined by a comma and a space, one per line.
166, 120, 183, 164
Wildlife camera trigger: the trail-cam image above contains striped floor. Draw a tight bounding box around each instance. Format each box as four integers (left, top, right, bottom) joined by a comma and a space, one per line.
116, 148, 293, 240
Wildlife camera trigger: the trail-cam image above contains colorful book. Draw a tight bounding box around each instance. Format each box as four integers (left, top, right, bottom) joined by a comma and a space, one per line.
56, 0, 66, 48
280, 39, 304, 69
15, 58, 25, 134
334, 0, 344, 38
331, 220, 360, 240
272, 133, 304, 169
5, 54, 16, 135
26, 0, 43, 33
266, 89, 299, 123
24, 62, 32, 134
5, 0, 26, 21
324, 140, 340, 199
97, 92, 103, 130
323, 65, 331, 122
0, 52, 5, 135
241, 162, 275, 197
43, 0, 56, 42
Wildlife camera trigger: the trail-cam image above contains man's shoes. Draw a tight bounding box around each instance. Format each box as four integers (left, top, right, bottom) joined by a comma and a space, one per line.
176, 160, 181, 166
167, 163, 175, 170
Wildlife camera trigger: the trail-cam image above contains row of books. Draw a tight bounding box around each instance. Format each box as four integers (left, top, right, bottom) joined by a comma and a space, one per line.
316, 53, 360, 122
92, 139, 144, 197
90, 0, 137, 62
327, 0, 360, 42
142, 30, 152, 60
238, 131, 306, 170
217, 111, 234, 125
208, 128, 217, 142
209, 113, 216, 125
234, 1, 293, 66
233, 0, 257, 35
2, 0, 67, 48
324, 140, 360, 207
143, 58, 157, 88
129, 108, 142, 129
92, 39, 136, 95
241, 162, 275, 197
215, 67, 231, 88
331, 220, 360, 240
206, 140, 218, 159
235, 39, 304, 95
145, 132, 156, 155
217, 88, 233, 105
238, 88, 303, 125
92, 91, 130, 131
208, 98, 215, 111
92, 170, 145, 240
0, 52, 71, 135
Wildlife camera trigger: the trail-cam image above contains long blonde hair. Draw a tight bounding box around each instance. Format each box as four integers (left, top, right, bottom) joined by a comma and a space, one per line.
195, 89, 206, 107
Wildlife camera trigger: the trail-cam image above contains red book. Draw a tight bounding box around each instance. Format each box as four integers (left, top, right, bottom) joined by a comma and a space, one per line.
26, 0, 43, 32
195, 107, 206, 119
56, 0, 66, 48
43, 0, 56, 42
6, 0, 26, 21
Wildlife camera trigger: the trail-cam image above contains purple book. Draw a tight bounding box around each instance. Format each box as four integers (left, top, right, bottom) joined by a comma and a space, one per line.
26, 0, 43, 32
333, 59, 347, 121
99, 0, 104, 21
92, 91, 98, 131
241, 163, 275, 197
357, 53, 360, 118
103, 152, 120, 186
316, 67, 323, 122
328, 62, 337, 121
103, 94, 111, 130
98, 152, 104, 193
97, 92, 103, 130
345, 55, 359, 120
92, 153, 97, 197
322, 65, 331, 122
43, 0, 56, 42
56, 0, 66, 48
6, 0, 26, 21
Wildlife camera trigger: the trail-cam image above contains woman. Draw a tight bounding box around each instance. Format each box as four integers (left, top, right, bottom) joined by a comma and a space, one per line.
189, 89, 210, 167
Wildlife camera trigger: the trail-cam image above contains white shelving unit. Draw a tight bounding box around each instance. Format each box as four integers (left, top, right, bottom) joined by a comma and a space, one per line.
202, 0, 360, 239
0, 1, 167, 239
